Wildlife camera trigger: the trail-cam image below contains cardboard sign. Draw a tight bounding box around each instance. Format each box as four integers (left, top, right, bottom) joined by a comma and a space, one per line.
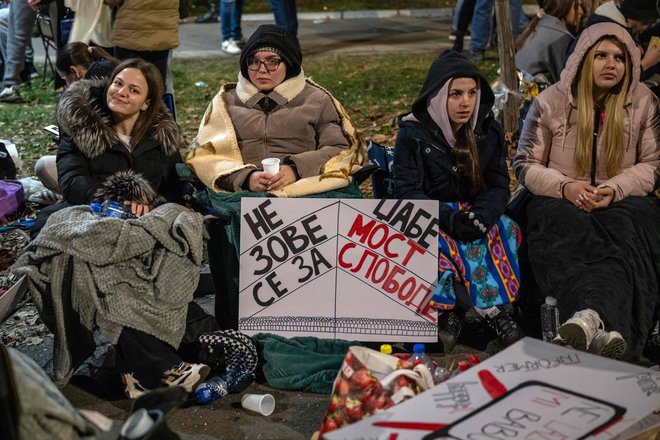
426, 381, 625, 440
238, 198, 439, 341
325, 338, 660, 440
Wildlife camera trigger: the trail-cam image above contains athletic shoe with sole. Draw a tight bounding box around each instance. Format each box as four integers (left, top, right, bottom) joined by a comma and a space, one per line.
588, 329, 626, 359
557, 309, 603, 351
162, 362, 210, 392
0, 86, 21, 103
221, 39, 241, 55
484, 307, 524, 347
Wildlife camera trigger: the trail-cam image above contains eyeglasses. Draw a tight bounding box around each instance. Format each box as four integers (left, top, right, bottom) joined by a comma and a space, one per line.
247, 57, 283, 72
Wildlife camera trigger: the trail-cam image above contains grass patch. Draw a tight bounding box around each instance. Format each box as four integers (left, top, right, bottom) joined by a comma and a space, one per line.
1, 52, 501, 177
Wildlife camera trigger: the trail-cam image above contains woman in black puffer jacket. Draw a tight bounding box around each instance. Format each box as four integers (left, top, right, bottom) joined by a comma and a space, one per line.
393, 50, 523, 353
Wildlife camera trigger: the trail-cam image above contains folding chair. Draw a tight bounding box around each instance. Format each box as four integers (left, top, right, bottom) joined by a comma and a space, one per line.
35, 10, 58, 81
366, 139, 396, 199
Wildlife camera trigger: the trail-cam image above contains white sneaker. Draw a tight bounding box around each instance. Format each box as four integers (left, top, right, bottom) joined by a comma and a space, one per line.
557, 309, 603, 351
221, 39, 241, 55
121, 372, 151, 399
588, 329, 627, 359
162, 362, 210, 392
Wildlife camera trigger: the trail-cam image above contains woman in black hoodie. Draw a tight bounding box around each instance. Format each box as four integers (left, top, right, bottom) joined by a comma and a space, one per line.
393, 50, 523, 352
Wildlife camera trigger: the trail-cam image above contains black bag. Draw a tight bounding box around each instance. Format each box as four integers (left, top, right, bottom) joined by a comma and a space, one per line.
0, 142, 17, 180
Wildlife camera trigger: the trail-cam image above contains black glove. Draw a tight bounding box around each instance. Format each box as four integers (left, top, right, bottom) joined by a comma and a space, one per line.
450, 210, 485, 242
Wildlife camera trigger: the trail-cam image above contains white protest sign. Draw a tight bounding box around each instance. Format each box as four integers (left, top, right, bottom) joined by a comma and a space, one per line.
325, 338, 660, 440
238, 198, 440, 341
430, 382, 624, 440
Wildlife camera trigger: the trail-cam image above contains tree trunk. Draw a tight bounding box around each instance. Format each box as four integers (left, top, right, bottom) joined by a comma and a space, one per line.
494, 0, 519, 157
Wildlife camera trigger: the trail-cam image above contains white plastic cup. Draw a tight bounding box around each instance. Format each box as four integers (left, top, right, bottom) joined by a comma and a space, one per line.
241, 393, 275, 416
261, 158, 280, 175
119, 408, 155, 439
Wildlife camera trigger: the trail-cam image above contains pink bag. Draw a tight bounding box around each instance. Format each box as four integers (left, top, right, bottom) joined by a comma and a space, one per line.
0, 180, 24, 220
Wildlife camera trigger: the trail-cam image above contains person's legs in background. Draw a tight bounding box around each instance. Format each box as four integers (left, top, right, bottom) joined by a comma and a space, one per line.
220, 0, 241, 54
469, 0, 492, 60
0, 0, 37, 102
453, 0, 477, 52
269, 0, 298, 43
451, 0, 465, 33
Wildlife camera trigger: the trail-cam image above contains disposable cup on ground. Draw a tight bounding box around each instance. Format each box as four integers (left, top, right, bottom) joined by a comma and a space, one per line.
241, 393, 275, 416
261, 158, 280, 175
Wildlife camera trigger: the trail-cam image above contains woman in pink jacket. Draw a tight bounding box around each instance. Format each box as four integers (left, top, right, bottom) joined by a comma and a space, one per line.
513, 22, 659, 361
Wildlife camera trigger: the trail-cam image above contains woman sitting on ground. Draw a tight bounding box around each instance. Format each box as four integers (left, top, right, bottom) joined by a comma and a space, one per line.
513, 22, 659, 360
393, 50, 524, 353
23, 59, 212, 398
185, 24, 364, 197
35, 42, 119, 195
515, 0, 584, 86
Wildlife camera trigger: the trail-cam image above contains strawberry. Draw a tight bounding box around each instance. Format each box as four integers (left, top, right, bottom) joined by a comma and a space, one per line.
371, 380, 383, 396
337, 378, 350, 397
350, 368, 374, 389
361, 393, 376, 412
323, 419, 338, 432
344, 398, 364, 422
328, 395, 345, 412
374, 394, 393, 411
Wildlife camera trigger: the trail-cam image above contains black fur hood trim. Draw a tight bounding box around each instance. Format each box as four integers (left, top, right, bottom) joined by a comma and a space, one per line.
93, 170, 165, 208
56, 77, 180, 159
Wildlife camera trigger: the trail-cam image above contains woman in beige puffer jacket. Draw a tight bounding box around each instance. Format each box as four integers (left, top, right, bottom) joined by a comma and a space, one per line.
104, 0, 179, 85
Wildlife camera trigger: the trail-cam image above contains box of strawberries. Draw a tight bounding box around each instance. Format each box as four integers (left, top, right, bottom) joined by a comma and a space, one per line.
318, 346, 434, 437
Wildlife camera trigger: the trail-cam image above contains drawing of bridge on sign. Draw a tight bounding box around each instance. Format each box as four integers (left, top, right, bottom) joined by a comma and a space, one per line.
238, 198, 440, 342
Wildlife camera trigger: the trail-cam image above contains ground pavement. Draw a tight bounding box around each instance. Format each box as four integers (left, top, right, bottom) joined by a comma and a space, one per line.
17, 8, 536, 440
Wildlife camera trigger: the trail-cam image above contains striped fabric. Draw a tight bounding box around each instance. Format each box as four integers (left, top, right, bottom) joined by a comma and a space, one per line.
431, 202, 521, 310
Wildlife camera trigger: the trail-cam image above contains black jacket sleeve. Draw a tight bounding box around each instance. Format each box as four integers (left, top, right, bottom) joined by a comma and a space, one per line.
392, 125, 457, 235
470, 122, 511, 230
56, 133, 105, 205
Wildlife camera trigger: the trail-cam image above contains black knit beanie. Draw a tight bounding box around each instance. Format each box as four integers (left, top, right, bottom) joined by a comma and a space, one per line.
240, 24, 302, 80
620, 0, 659, 20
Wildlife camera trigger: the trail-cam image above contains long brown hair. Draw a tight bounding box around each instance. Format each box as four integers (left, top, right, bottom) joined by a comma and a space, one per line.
573, 36, 631, 177
452, 121, 485, 195
107, 59, 165, 149
56, 42, 118, 74
516, 0, 580, 51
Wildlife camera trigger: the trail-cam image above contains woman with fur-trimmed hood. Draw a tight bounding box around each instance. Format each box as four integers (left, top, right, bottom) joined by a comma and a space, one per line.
55, 58, 182, 214
185, 24, 364, 197
513, 22, 660, 361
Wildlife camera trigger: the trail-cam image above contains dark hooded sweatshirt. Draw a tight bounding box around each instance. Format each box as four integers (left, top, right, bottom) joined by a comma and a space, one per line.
392, 50, 510, 238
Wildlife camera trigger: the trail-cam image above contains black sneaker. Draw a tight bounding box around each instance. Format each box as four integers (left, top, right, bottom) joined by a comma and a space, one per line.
438, 308, 465, 353
484, 308, 524, 347
194, 10, 218, 23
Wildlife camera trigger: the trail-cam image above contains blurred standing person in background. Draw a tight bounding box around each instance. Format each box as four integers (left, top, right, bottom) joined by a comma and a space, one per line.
105, 0, 179, 88
269, 0, 298, 43
0, 0, 43, 103
220, 0, 244, 54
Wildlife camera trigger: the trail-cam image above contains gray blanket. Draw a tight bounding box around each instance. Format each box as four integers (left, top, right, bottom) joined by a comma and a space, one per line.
12, 203, 204, 385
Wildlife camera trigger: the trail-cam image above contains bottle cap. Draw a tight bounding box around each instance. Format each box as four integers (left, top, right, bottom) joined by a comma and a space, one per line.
457, 360, 470, 371
380, 344, 393, 355
412, 343, 425, 354
545, 296, 557, 306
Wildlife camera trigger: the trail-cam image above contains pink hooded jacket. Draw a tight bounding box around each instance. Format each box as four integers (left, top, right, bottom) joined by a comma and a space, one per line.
513, 22, 659, 202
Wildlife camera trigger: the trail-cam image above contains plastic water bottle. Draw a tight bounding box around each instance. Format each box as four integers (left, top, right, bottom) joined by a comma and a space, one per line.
194, 366, 255, 405
409, 343, 435, 374
541, 296, 560, 343
89, 200, 136, 219
432, 365, 450, 384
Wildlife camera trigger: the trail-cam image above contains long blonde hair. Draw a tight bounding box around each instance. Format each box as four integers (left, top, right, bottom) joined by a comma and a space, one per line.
573, 36, 631, 178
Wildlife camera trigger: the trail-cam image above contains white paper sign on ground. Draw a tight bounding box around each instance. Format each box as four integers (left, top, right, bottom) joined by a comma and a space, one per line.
325, 338, 660, 440
238, 198, 439, 342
